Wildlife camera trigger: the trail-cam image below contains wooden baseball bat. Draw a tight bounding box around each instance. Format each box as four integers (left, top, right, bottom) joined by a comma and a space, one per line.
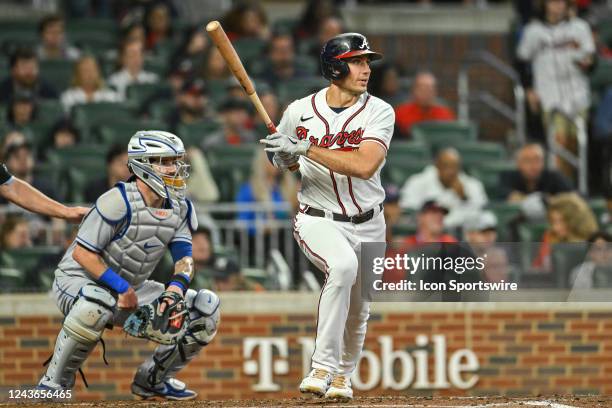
205, 20, 299, 171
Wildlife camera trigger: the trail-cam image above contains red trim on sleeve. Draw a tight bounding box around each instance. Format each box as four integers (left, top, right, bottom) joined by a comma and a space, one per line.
361, 137, 388, 152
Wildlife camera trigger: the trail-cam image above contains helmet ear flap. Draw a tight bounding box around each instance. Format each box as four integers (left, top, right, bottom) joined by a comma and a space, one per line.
321, 58, 349, 81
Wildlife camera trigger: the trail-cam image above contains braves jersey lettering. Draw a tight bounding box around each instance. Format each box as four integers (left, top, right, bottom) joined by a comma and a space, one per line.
277, 87, 395, 216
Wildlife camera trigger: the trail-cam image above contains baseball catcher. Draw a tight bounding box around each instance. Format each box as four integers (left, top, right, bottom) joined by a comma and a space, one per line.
37, 130, 220, 400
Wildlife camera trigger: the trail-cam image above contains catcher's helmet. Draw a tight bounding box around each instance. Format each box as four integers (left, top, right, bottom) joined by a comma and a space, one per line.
320, 33, 382, 81
127, 130, 190, 199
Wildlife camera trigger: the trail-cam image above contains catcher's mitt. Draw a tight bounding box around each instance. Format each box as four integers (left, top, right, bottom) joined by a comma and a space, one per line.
123, 290, 188, 345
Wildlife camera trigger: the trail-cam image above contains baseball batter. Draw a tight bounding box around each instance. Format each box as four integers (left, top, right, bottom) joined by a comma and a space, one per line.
37, 131, 220, 400
261, 33, 394, 400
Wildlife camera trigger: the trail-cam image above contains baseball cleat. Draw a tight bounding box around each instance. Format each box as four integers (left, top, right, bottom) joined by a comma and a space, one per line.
299, 368, 332, 396
325, 374, 353, 401
131, 378, 197, 401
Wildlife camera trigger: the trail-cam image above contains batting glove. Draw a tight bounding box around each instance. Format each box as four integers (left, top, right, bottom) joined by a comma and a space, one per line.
260, 132, 311, 156
273, 152, 299, 171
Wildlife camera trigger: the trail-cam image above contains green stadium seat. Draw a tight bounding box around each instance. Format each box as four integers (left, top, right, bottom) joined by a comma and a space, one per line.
206, 79, 230, 102
485, 202, 522, 241
588, 198, 608, 222
234, 38, 268, 69
72, 102, 136, 140
98, 120, 168, 146
518, 222, 548, 243
467, 160, 515, 200
206, 144, 258, 167
47, 144, 107, 172
149, 99, 175, 121
551, 242, 589, 288
2, 247, 63, 291
210, 161, 252, 202
70, 31, 118, 53
388, 141, 431, 162
276, 76, 328, 105
144, 56, 169, 77
590, 59, 612, 91
177, 121, 224, 147
455, 141, 507, 165
37, 100, 65, 123
382, 157, 429, 187
40, 60, 75, 93
411, 121, 478, 148
272, 18, 297, 35
67, 164, 106, 202
0, 27, 37, 54
22, 120, 57, 147
126, 82, 172, 108
66, 18, 118, 34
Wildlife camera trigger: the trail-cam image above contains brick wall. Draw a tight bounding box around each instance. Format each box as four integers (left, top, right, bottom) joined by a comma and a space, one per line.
1, 295, 612, 401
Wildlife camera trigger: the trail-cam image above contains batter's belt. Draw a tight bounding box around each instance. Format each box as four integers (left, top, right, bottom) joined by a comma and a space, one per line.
302, 203, 383, 224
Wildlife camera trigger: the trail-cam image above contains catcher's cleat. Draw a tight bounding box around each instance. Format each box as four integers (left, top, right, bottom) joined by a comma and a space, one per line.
131, 378, 197, 401
299, 368, 332, 396
325, 374, 353, 401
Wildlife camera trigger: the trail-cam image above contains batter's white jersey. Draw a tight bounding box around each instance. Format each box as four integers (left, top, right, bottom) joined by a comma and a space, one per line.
277, 87, 395, 216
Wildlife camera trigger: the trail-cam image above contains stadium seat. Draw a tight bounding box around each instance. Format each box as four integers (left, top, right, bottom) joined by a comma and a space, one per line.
2, 247, 63, 291
23, 120, 57, 148
39, 60, 75, 93
98, 120, 168, 146
66, 18, 118, 34
455, 141, 507, 165
387, 141, 431, 162
210, 161, 252, 202
37, 100, 65, 123
467, 159, 515, 200
276, 76, 328, 105
0, 25, 37, 54
518, 222, 548, 243
588, 198, 608, 222
590, 59, 612, 91
72, 102, 136, 140
69, 31, 118, 53
382, 157, 429, 187
177, 121, 224, 147
206, 144, 258, 167
551, 242, 589, 288
47, 144, 107, 171
411, 121, 478, 148
67, 164, 106, 202
485, 201, 522, 241
149, 99, 175, 121
126, 82, 172, 108
144, 55, 169, 77
233, 38, 268, 70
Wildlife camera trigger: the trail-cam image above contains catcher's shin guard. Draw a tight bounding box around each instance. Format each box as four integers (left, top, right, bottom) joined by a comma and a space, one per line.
133, 289, 220, 389
39, 285, 115, 389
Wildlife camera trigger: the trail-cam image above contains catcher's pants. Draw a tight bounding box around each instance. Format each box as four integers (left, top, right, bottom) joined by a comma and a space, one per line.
52, 273, 167, 326
293, 206, 385, 375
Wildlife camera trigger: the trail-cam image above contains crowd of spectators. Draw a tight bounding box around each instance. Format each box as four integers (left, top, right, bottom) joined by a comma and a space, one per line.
0, 0, 611, 292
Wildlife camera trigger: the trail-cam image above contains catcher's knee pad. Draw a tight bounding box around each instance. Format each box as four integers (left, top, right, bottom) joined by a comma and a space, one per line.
186, 289, 220, 345
40, 285, 115, 389
64, 285, 116, 343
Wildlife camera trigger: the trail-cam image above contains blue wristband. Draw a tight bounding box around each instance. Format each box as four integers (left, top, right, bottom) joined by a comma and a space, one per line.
99, 268, 130, 294
168, 279, 186, 292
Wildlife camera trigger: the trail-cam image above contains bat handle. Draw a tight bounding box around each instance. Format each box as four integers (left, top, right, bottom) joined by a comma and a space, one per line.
265, 123, 300, 172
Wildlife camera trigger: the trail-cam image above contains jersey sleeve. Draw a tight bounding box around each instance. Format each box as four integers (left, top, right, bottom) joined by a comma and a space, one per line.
517, 23, 538, 61
577, 20, 595, 55
360, 102, 395, 155
0, 163, 13, 185
277, 101, 297, 136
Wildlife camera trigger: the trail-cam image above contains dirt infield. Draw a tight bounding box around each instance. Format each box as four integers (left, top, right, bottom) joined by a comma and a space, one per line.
2, 395, 611, 408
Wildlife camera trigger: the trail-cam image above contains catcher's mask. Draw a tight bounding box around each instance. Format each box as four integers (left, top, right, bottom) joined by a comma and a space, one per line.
127, 130, 190, 199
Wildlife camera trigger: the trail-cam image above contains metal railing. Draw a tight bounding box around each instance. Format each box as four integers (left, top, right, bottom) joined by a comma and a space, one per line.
457, 50, 526, 145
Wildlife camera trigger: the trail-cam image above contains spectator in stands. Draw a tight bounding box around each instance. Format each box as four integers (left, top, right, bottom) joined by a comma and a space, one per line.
235, 149, 298, 236
168, 78, 213, 130
399, 148, 488, 229
0, 130, 27, 160
222, 1, 270, 41
171, 27, 208, 79
36, 14, 80, 61
533, 192, 599, 271
501, 143, 573, 202
0, 215, 32, 250
48, 119, 80, 150
185, 147, 220, 206
257, 32, 313, 87
0, 48, 58, 103
108, 39, 159, 100
60, 55, 121, 112
594, 87, 612, 194
84, 144, 130, 203
394, 71, 455, 138
463, 211, 511, 283
305, 16, 345, 61
144, 1, 174, 51
259, 85, 280, 124
603, 192, 612, 227
369, 63, 408, 107
517, 0, 595, 182
1, 142, 59, 204
202, 98, 257, 147
202, 45, 230, 81
569, 231, 612, 289
295, 0, 341, 42
122, 23, 146, 46
6, 91, 37, 129
383, 183, 402, 243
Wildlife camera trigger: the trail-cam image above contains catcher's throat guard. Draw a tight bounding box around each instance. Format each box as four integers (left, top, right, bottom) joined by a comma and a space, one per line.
123, 291, 188, 345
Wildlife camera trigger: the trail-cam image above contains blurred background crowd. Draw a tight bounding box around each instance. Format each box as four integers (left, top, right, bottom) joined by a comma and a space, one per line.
0, 0, 611, 294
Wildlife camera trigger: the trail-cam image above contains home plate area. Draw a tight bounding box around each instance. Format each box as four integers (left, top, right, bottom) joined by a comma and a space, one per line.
2, 395, 612, 408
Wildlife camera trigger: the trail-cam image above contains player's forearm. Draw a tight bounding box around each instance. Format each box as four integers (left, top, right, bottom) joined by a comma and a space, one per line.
306, 146, 378, 179
73, 244, 110, 280
5, 178, 70, 219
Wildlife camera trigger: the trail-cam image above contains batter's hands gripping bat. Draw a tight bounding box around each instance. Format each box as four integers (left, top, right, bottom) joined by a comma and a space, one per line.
205, 20, 299, 171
